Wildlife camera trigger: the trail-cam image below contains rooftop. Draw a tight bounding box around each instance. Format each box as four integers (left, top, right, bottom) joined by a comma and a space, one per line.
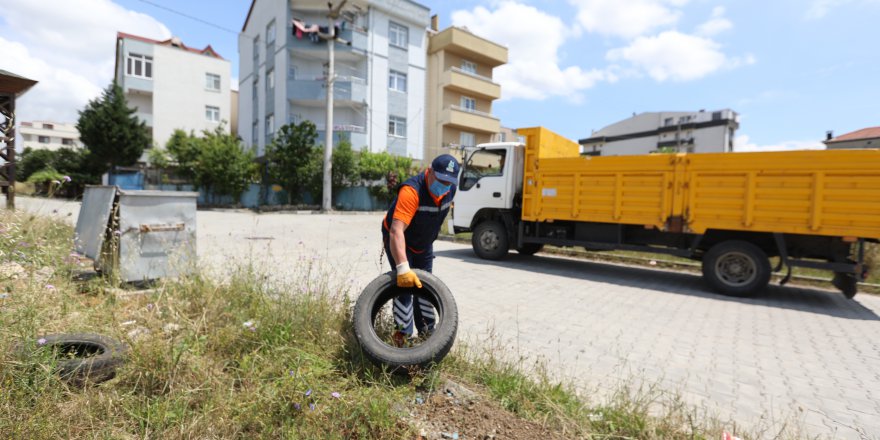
116, 32, 224, 60
825, 126, 880, 144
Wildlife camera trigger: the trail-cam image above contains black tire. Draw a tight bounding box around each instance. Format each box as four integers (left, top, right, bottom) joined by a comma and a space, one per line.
353, 270, 458, 373
472, 220, 509, 260
832, 272, 858, 299
37, 333, 128, 386
702, 240, 771, 297
516, 243, 544, 256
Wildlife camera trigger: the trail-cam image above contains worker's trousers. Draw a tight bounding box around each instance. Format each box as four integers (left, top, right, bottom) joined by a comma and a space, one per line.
382, 238, 436, 336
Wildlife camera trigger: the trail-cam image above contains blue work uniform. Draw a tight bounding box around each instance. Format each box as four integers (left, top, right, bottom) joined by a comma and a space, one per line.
381, 171, 456, 335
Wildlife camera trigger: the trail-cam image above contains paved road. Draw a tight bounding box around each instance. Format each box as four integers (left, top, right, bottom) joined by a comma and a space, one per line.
17, 197, 880, 439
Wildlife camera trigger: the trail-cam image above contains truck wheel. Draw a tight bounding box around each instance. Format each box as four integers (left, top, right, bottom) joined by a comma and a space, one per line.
516, 243, 544, 256
353, 270, 458, 374
832, 272, 858, 299
472, 220, 509, 260
702, 240, 771, 297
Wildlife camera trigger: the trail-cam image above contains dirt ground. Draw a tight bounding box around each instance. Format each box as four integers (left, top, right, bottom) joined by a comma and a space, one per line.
408, 377, 569, 440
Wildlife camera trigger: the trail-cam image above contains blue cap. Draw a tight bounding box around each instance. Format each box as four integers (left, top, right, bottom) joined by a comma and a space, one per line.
431, 154, 460, 185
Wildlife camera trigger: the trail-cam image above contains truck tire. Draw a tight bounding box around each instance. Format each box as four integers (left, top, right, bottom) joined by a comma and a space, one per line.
832, 272, 858, 299
353, 270, 458, 373
702, 240, 771, 297
472, 220, 509, 260
37, 333, 128, 386
516, 243, 544, 256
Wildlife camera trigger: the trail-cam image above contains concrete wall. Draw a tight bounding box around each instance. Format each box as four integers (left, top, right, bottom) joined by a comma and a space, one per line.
151, 44, 231, 147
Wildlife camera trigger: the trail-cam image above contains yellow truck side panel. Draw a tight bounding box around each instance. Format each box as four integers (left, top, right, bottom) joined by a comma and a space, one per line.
684, 150, 880, 238
520, 126, 880, 240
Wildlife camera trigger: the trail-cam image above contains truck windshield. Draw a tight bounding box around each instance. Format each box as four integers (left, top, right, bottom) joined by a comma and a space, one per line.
461, 149, 506, 191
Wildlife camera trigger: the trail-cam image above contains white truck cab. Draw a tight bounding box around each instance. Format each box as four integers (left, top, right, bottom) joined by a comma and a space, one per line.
452, 142, 525, 233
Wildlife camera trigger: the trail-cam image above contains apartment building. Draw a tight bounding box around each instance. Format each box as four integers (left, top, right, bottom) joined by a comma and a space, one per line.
425, 19, 506, 160
19, 121, 80, 151
579, 109, 739, 156
114, 32, 232, 149
239, 0, 430, 158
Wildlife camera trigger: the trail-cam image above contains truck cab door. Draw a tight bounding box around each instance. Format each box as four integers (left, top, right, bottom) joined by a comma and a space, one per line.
453, 147, 514, 230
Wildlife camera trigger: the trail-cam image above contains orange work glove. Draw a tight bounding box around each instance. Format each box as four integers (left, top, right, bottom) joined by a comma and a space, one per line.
395, 262, 422, 288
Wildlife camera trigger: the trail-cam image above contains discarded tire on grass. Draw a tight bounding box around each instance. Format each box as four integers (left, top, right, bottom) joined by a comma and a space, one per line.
353, 270, 458, 373
36, 333, 128, 386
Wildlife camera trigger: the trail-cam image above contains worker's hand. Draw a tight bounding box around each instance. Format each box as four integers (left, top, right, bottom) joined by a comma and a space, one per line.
395, 262, 422, 288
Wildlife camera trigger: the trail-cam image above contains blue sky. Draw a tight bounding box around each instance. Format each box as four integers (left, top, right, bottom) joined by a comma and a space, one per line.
2, 0, 879, 150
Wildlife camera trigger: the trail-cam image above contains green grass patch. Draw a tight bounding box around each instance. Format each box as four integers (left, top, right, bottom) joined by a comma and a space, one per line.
0, 210, 809, 439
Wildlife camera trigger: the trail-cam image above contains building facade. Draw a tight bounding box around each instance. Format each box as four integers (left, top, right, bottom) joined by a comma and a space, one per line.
114, 32, 232, 149
824, 127, 880, 149
425, 20, 507, 160
19, 121, 80, 152
579, 110, 739, 156
239, 0, 430, 158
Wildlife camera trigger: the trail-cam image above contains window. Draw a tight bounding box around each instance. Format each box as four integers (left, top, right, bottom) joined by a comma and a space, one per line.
664, 117, 674, 127
62, 138, 75, 146
206, 106, 220, 122
460, 132, 475, 148
461, 96, 476, 112
266, 114, 275, 138
266, 68, 274, 91
712, 111, 722, 121
126, 53, 153, 79
389, 22, 408, 48
42, 123, 54, 130
388, 70, 407, 92
38, 136, 50, 144
461, 60, 477, 74
460, 149, 506, 191
252, 121, 259, 146
252, 77, 259, 99
206, 73, 221, 91
288, 64, 298, 78
253, 35, 260, 62
388, 116, 406, 137
266, 20, 276, 45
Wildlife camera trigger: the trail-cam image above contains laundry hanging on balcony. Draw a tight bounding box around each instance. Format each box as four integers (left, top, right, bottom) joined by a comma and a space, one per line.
292, 18, 344, 43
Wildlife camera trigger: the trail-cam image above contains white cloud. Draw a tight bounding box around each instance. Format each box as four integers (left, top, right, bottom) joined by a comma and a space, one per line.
0, 0, 170, 123
734, 134, 825, 152
807, 0, 880, 19
568, 0, 690, 39
452, 1, 610, 101
606, 31, 754, 82
696, 6, 733, 36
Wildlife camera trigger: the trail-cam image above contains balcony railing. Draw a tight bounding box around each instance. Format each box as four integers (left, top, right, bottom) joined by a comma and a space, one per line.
288, 27, 367, 54
450, 66, 497, 85
288, 77, 367, 104
315, 124, 366, 133
449, 105, 499, 120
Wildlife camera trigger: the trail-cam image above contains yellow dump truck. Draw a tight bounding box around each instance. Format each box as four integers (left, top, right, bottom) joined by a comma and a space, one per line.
451, 126, 880, 298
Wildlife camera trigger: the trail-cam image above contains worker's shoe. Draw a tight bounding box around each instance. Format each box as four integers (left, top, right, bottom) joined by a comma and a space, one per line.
391, 330, 410, 348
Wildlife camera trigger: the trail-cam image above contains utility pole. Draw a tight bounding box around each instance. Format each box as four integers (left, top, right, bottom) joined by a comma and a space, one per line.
322, 0, 348, 212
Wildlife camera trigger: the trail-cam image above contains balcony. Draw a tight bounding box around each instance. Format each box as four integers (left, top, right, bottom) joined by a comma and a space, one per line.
429, 27, 507, 67
441, 67, 501, 100
288, 27, 367, 61
440, 105, 500, 134
288, 76, 367, 106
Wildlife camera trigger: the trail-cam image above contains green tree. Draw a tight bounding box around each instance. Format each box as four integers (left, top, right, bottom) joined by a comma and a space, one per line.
18, 147, 54, 181
194, 125, 257, 201
265, 121, 321, 204
166, 129, 201, 179
76, 82, 150, 175
331, 140, 359, 190
357, 149, 416, 202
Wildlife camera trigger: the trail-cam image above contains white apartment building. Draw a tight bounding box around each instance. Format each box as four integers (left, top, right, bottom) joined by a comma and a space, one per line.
114, 32, 232, 149
239, 0, 430, 159
19, 121, 80, 151
579, 109, 740, 156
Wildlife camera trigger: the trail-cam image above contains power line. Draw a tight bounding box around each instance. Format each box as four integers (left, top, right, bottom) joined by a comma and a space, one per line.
133, 0, 243, 36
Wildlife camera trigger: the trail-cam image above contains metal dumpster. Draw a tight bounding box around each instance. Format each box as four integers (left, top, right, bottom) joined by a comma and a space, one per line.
74, 186, 197, 282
